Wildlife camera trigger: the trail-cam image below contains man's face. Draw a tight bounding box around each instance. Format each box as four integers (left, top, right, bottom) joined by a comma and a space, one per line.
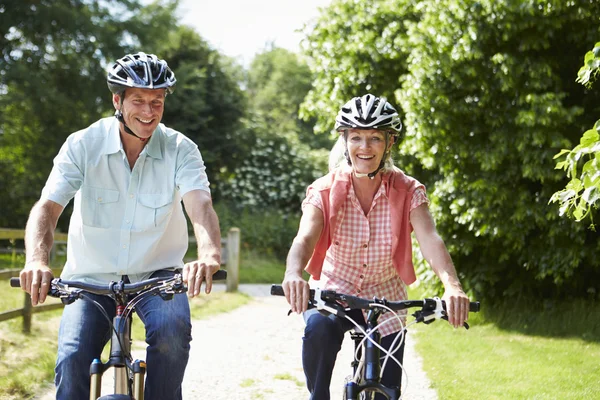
113, 87, 166, 140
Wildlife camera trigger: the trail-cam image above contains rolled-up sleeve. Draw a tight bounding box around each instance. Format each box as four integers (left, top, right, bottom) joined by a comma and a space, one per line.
176, 145, 210, 197
302, 185, 323, 212
41, 138, 84, 207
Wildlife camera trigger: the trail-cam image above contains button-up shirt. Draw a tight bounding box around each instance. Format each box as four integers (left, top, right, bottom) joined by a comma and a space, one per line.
41, 117, 210, 284
303, 174, 428, 336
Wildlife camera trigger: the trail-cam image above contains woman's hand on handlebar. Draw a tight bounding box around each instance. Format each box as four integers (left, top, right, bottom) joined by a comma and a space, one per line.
442, 285, 470, 328
282, 273, 310, 314
19, 262, 54, 306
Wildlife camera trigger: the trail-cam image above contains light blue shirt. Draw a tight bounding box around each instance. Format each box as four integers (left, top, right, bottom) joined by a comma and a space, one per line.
42, 117, 210, 283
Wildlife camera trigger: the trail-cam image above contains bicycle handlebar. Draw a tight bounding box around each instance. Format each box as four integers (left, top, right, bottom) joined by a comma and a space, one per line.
271, 285, 479, 312
271, 284, 480, 329
10, 269, 228, 298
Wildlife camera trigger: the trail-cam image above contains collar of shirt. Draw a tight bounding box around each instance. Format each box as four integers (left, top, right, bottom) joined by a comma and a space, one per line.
348, 172, 391, 213
102, 117, 164, 160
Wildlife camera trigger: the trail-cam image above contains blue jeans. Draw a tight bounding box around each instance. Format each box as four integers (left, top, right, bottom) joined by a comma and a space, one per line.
302, 308, 405, 400
55, 270, 192, 400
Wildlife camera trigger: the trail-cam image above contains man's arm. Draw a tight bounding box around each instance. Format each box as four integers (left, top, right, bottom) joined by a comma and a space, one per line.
283, 204, 323, 313
182, 189, 221, 297
410, 203, 470, 328
21, 199, 64, 305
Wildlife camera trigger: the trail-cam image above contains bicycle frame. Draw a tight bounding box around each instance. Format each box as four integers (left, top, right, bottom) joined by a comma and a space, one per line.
12, 270, 228, 400
344, 308, 400, 400
269, 284, 480, 400
89, 296, 144, 400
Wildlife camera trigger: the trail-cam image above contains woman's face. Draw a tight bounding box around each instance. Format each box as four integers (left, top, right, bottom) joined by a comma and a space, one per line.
345, 129, 391, 174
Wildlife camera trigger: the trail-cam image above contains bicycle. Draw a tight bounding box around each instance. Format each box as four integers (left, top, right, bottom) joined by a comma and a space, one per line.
11, 269, 227, 400
271, 285, 480, 400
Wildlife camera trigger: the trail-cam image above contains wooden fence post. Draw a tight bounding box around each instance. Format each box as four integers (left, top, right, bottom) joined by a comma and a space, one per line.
226, 228, 240, 293
23, 292, 32, 334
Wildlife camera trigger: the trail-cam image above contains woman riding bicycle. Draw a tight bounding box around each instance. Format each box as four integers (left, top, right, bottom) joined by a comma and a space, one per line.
281, 94, 471, 400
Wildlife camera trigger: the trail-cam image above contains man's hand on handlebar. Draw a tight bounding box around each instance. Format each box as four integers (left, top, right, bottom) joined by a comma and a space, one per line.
182, 258, 220, 297
282, 273, 310, 314
19, 262, 54, 306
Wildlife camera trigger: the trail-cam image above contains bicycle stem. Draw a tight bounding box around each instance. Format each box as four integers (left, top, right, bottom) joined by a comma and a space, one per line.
364, 308, 382, 382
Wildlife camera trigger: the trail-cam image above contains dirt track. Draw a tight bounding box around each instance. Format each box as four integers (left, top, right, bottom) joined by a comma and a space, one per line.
36, 284, 438, 400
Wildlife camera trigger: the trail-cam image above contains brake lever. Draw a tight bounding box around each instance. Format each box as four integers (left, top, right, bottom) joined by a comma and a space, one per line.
439, 315, 470, 330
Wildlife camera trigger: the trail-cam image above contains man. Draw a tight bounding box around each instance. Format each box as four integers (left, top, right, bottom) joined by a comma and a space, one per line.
16, 52, 221, 400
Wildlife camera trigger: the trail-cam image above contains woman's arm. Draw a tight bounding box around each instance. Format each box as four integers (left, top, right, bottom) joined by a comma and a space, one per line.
410, 203, 470, 328
283, 204, 324, 313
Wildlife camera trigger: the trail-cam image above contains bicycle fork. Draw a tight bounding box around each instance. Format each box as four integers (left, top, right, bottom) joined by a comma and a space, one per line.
88, 310, 147, 399
345, 309, 401, 400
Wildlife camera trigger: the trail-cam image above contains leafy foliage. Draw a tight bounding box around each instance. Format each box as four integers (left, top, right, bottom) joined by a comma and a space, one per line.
214, 201, 301, 260
247, 46, 330, 149
0, 0, 179, 229
551, 43, 600, 227
152, 25, 248, 200
220, 135, 325, 213
219, 47, 329, 215
300, 0, 418, 134
303, 0, 600, 299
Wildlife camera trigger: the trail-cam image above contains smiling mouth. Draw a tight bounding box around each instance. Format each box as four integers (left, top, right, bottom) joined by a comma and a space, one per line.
136, 117, 154, 124
357, 155, 375, 160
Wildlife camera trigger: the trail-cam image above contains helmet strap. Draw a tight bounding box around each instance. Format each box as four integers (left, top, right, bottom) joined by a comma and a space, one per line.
115, 96, 148, 142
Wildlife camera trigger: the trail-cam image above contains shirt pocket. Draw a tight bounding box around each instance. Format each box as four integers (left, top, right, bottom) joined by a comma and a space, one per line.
136, 193, 173, 231
81, 185, 120, 229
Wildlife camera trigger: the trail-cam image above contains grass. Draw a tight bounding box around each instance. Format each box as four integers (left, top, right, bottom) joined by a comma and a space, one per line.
0, 277, 64, 400
238, 250, 286, 283
274, 372, 304, 387
407, 287, 600, 399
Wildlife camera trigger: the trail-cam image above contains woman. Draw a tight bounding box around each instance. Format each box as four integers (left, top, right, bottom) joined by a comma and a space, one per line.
282, 94, 470, 400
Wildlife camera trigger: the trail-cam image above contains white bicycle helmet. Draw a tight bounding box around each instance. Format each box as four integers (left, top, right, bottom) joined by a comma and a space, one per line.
335, 94, 402, 133
107, 52, 176, 95
335, 94, 402, 179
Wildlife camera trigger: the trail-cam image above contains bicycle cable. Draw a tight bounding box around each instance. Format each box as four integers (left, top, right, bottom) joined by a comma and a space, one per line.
77, 292, 131, 362
349, 302, 409, 398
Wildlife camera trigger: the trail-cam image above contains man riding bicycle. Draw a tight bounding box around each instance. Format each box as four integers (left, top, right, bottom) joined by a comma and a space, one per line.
15, 52, 221, 400
282, 94, 471, 400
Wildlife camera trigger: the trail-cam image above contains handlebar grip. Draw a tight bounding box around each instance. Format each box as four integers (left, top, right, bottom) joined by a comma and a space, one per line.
212, 269, 227, 281
470, 302, 480, 312
271, 285, 284, 296
10, 277, 20, 288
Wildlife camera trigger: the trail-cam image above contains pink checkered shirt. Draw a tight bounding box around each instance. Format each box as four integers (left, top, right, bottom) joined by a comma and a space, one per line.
303, 175, 429, 337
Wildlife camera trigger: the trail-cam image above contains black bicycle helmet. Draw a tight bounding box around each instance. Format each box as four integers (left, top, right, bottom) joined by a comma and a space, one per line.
107, 52, 176, 95
335, 94, 402, 133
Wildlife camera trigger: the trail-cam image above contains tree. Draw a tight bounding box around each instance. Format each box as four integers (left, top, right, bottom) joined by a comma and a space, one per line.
219, 47, 330, 214
247, 46, 330, 149
150, 25, 248, 200
551, 42, 600, 228
300, 0, 418, 135
0, 0, 180, 228
302, 0, 600, 299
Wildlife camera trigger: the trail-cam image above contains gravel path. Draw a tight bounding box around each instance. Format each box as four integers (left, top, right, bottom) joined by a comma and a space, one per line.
36, 284, 438, 400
